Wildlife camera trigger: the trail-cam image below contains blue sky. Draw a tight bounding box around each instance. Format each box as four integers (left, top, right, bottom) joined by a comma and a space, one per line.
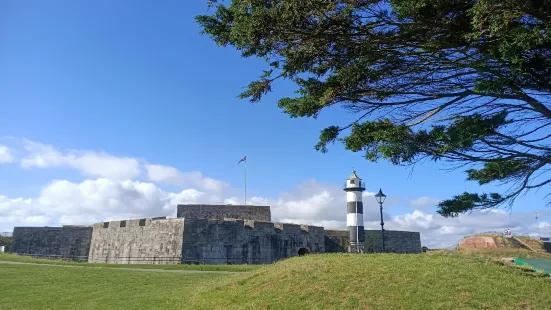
1, 0, 549, 248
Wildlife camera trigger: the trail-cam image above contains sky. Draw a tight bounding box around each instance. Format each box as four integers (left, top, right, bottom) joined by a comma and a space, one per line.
1, 0, 550, 249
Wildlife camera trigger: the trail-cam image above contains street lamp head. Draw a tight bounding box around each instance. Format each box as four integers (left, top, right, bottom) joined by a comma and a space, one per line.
375, 188, 386, 204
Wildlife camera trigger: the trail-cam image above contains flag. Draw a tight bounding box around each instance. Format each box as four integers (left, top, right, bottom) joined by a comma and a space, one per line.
238, 156, 247, 165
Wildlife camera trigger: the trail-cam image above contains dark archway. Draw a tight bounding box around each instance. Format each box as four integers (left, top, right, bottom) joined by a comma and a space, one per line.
297, 247, 310, 256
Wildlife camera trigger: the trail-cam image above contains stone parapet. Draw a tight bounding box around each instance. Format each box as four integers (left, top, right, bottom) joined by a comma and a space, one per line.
177, 204, 271, 222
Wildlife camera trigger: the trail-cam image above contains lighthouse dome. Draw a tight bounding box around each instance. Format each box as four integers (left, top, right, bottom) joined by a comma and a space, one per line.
344, 170, 365, 191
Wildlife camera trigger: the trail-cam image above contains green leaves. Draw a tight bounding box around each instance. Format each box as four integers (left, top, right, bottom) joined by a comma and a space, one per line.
315, 126, 340, 153
197, 0, 551, 216
437, 192, 505, 217
337, 113, 511, 165
239, 80, 272, 103
342, 120, 415, 164
466, 159, 531, 185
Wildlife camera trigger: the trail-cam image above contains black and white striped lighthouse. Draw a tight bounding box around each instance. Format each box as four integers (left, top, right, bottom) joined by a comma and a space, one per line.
344, 170, 365, 253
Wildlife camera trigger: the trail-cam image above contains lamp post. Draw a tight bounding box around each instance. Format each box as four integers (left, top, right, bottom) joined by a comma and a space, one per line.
375, 188, 386, 253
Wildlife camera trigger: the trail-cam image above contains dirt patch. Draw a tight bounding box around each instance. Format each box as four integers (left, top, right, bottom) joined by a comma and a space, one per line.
458, 236, 497, 249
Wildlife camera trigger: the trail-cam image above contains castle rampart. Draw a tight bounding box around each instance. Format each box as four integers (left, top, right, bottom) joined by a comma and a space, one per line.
325, 229, 422, 253
10, 204, 422, 264
324, 229, 350, 253
88, 218, 185, 264
177, 204, 271, 222
11, 226, 92, 258
365, 230, 422, 253
181, 219, 325, 264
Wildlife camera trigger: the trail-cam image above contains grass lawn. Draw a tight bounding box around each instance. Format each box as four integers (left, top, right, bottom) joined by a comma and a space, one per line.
2, 252, 551, 309
0, 263, 226, 310
0, 253, 260, 272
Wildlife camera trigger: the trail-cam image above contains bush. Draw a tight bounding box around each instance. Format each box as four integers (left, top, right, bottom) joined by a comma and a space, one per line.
0, 236, 13, 247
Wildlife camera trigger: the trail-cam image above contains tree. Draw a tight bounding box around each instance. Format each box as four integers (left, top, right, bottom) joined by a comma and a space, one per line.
196, 0, 551, 217
0, 235, 13, 247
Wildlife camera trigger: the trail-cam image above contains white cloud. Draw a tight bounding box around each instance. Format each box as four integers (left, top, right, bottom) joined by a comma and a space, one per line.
0, 195, 54, 229
0, 145, 14, 163
0, 178, 227, 231
409, 196, 440, 207
19, 139, 141, 180
145, 164, 229, 193
145, 164, 184, 184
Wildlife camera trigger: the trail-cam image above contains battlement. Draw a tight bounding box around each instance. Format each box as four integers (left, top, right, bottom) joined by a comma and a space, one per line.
241, 219, 274, 230
93, 217, 183, 229
13, 226, 92, 232
274, 222, 323, 233
177, 204, 271, 222
182, 217, 324, 234
62, 225, 91, 228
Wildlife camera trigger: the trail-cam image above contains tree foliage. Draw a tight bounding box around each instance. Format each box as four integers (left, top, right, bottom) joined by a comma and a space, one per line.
0, 236, 13, 247
196, 0, 551, 217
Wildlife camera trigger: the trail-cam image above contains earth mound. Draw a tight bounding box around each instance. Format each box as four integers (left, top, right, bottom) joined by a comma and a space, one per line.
458, 234, 549, 254
188, 253, 551, 309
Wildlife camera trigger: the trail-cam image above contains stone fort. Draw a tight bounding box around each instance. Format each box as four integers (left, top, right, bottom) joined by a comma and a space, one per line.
11, 203, 422, 264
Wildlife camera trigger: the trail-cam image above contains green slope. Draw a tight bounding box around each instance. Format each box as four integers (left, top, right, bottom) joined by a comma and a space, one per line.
188, 253, 551, 309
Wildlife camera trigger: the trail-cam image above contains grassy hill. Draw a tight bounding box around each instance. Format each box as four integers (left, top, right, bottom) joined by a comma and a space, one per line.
1, 252, 550, 309
484, 234, 547, 252
186, 253, 551, 309
515, 236, 548, 252
457, 233, 551, 259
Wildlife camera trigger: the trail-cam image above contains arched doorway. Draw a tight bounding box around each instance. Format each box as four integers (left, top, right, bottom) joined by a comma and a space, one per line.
297, 247, 310, 256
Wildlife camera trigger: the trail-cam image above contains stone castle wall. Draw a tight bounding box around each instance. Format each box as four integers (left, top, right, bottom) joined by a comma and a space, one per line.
87, 218, 185, 264
11, 205, 421, 264
324, 230, 349, 252
181, 218, 325, 264
177, 204, 271, 222
11, 226, 92, 258
325, 229, 422, 253
365, 230, 422, 253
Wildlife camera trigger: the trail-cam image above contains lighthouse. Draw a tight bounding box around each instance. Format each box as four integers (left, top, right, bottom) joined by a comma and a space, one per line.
344, 170, 365, 253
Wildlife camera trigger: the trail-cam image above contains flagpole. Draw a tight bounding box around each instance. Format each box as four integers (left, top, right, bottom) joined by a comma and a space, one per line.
244, 160, 247, 205
238, 155, 247, 205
